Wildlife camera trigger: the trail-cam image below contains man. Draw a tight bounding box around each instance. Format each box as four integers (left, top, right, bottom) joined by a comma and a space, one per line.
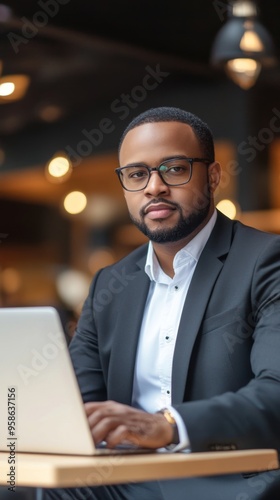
46, 107, 280, 499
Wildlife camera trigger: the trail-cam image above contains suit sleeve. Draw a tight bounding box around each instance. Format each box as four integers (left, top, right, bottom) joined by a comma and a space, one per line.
69, 271, 107, 403
174, 237, 280, 453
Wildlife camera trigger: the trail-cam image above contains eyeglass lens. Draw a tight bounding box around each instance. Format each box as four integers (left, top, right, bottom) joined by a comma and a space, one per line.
120, 158, 192, 190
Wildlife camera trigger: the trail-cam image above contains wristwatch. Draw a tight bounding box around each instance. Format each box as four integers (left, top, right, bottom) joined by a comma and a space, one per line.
157, 408, 179, 445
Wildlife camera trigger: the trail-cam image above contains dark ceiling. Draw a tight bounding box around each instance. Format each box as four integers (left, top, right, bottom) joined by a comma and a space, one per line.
0, 0, 280, 170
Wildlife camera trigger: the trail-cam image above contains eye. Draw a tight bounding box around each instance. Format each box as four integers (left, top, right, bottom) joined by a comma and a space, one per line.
127, 168, 149, 179
169, 166, 187, 173
162, 164, 188, 175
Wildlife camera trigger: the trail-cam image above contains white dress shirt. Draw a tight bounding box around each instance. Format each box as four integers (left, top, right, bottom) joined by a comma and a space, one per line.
131, 210, 217, 450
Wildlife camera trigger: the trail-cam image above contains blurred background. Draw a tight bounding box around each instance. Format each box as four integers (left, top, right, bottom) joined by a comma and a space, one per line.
0, 0, 280, 336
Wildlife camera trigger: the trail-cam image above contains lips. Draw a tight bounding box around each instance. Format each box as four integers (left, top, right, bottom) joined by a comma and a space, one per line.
144, 203, 176, 220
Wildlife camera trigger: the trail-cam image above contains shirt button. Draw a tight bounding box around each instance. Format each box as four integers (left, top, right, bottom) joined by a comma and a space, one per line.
167, 390, 170, 395
174, 285, 179, 291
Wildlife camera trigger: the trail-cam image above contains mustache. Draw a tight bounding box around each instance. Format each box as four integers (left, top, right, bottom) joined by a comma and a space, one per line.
140, 198, 181, 218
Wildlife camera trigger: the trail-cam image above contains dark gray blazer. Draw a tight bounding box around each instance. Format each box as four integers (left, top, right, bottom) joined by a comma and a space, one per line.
69, 211, 280, 499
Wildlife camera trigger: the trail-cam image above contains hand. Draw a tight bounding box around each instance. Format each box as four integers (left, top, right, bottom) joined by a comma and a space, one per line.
84, 400, 173, 449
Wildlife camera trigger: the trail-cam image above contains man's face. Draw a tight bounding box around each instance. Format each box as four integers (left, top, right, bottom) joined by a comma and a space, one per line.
118, 121, 220, 244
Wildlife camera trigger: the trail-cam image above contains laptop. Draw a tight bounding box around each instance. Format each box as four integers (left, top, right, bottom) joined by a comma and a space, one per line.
0, 306, 154, 456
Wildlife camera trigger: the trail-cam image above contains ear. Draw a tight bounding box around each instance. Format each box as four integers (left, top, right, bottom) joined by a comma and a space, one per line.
208, 161, 221, 194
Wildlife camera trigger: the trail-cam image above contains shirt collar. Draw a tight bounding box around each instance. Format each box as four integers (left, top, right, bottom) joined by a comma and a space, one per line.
145, 210, 217, 282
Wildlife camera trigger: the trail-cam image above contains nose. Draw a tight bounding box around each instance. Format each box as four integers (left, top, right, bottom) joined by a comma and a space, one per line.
143, 170, 170, 196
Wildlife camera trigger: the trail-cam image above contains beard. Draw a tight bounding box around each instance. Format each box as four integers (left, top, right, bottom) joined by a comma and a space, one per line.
128, 185, 211, 244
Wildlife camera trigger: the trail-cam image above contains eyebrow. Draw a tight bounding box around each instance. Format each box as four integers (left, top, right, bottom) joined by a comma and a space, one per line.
121, 155, 190, 168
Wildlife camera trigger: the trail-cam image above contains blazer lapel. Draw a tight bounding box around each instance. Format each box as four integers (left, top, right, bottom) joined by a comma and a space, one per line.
172, 212, 235, 404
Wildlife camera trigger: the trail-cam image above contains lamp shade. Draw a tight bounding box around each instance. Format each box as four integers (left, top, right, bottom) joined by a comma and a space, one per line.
211, 17, 277, 68
210, 1, 277, 89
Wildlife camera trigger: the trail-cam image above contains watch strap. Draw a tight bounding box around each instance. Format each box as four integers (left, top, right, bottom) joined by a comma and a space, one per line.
157, 408, 179, 445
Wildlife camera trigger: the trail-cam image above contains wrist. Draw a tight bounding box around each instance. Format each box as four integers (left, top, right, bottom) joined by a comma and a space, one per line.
157, 408, 179, 445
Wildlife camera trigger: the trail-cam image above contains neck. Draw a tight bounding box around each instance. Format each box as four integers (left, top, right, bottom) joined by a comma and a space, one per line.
151, 209, 214, 278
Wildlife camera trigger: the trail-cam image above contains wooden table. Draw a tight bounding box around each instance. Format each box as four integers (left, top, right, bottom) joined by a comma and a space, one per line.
0, 449, 279, 489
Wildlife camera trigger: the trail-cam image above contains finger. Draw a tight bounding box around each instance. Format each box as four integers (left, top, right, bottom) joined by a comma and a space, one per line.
94, 418, 151, 448
84, 401, 110, 416
90, 414, 128, 444
96, 423, 144, 449
89, 413, 145, 445
84, 403, 172, 448
87, 406, 118, 431
105, 425, 132, 448
86, 401, 139, 429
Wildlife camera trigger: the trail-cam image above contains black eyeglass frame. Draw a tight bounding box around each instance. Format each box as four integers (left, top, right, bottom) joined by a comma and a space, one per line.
115, 157, 213, 192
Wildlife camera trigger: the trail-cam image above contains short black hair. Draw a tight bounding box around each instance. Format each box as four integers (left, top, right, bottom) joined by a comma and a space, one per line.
118, 106, 215, 161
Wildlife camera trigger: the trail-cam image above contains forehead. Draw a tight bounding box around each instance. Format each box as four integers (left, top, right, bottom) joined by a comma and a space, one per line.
119, 121, 202, 165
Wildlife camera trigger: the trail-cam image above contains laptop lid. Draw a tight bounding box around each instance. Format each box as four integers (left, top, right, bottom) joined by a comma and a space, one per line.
0, 306, 96, 455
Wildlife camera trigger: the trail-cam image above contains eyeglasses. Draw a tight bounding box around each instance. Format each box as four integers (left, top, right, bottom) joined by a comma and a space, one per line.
115, 157, 212, 192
